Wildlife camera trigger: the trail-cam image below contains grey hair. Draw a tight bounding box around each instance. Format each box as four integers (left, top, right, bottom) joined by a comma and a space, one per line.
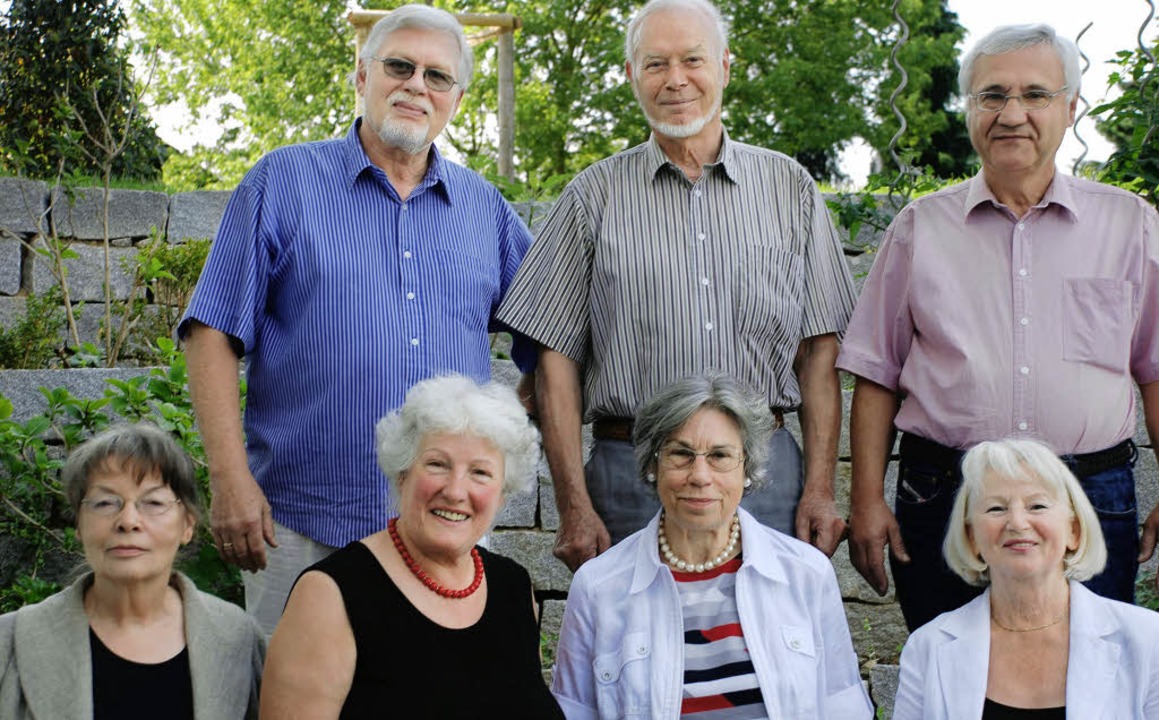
376, 375, 540, 503
62, 423, 204, 524
633, 372, 773, 492
357, 4, 473, 91
625, 0, 729, 66
943, 438, 1106, 586
959, 23, 1080, 100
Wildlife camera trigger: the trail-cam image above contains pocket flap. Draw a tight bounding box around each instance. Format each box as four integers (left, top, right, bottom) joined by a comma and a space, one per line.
593, 632, 651, 685
781, 625, 816, 658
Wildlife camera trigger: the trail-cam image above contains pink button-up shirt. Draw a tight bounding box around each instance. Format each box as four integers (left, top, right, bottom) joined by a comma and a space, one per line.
837, 172, 1159, 454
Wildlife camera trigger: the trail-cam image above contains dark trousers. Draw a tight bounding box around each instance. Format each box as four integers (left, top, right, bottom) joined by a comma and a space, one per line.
891, 433, 1139, 632
586, 427, 804, 544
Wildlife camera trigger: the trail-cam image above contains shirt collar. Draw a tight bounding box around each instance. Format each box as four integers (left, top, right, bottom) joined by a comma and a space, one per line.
644, 127, 741, 185
342, 118, 453, 204
963, 168, 1079, 223
626, 506, 787, 594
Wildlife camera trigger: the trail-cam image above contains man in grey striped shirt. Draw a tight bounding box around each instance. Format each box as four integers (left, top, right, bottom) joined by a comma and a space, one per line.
497, 0, 856, 571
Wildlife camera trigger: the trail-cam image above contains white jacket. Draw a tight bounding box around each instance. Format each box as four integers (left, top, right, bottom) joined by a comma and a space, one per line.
551, 508, 872, 719
893, 580, 1159, 719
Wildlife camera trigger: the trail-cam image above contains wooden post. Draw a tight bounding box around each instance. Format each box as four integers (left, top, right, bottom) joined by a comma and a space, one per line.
497, 23, 516, 180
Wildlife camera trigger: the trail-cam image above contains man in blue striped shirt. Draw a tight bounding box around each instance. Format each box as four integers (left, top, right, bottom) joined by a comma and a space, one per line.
179, 5, 535, 634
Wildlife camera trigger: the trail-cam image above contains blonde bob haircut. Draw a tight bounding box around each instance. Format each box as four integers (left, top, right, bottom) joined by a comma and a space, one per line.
943, 438, 1106, 586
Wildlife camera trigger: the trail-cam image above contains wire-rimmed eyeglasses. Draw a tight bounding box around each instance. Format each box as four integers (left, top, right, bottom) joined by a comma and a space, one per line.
371, 56, 458, 92
969, 86, 1070, 113
656, 445, 744, 472
80, 494, 183, 517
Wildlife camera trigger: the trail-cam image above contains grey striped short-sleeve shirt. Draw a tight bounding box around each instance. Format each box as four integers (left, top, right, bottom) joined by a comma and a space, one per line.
497, 132, 856, 420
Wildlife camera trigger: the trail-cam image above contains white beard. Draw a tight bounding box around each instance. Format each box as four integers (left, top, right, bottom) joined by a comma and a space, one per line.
375, 116, 429, 155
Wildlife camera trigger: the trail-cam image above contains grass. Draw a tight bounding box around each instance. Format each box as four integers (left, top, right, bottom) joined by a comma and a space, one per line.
1137, 571, 1159, 611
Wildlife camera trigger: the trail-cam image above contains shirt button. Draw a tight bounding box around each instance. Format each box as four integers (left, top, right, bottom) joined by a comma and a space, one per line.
410, 338, 420, 346
601, 672, 611, 680
403, 251, 412, 259
694, 190, 702, 198
700, 277, 710, 286
401, 204, 408, 212
1020, 366, 1030, 375
406, 292, 415, 300
1020, 317, 1029, 326
705, 322, 714, 331
790, 639, 802, 650
1018, 421, 1029, 431
697, 233, 706, 240
1018, 268, 1027, 277
637, 646, 646, 655
1017, 223, 1024, 231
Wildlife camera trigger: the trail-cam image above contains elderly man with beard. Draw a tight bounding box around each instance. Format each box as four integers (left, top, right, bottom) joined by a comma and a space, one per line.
498, 0, 856, 572
180, 4, 535, 634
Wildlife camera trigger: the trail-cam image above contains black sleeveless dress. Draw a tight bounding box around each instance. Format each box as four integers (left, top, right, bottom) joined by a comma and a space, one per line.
306, 541, 564, 719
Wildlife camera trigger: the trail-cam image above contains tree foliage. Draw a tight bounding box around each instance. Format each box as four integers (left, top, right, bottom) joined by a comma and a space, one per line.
0, 0, 167, 180
133, 0, 969, 187
1093, 43, 1159, 206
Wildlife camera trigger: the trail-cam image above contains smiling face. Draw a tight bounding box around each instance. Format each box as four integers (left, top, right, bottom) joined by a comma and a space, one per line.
966, 43, 1076, 182
395, 431, 505, 561
627, 7, 729, 141
967, 468, 1079, 585
356, 26, 464, 157
77, 461, 195, 586
655, 407, 745, 540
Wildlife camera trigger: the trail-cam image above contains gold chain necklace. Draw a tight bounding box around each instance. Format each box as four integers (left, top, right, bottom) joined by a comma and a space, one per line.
991, 606, 1068, 632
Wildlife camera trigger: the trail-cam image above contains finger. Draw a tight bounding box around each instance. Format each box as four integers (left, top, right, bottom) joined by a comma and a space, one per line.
243, 525, 268, 571
888, 522, 910, 563
794, 512, 812, 545
262, 507, 280, 549
1137, 524, 1156, 563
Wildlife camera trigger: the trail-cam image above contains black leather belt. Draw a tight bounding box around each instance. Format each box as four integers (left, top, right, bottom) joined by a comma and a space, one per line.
593, 409, 787, 442
900, 432, 1136, 479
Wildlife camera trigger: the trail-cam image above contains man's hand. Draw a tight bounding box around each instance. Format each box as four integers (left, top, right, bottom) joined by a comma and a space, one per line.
553, 505, 611, 573
847, 496, 908, 596
794, 488, 847, 557
1138, 501, 1159, 592
211, 468, 278, 573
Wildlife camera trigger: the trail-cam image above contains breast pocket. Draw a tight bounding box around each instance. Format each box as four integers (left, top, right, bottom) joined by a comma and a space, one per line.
1062, 278, 1135, 372
733, 248, 804, 346
593, 632, 652, 719
779, 625, 820, 720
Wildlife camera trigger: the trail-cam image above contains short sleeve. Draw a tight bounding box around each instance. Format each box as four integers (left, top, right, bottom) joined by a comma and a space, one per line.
1131, 205, 1159, 385
491, 195, 538, 373
800, 178, 857, 339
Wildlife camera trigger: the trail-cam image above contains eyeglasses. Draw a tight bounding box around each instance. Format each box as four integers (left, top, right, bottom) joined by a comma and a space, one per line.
371, 56, 458, 92
656, 445, 744, 472
969, 86, 1069, 113
80, 494, 183, 517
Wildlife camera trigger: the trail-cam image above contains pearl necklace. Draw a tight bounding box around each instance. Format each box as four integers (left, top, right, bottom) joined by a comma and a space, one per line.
658, 512, 740, 572
388, 518, 484, 599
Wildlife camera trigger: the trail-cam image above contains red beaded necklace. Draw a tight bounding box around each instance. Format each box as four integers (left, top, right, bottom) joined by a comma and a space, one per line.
388, 518, 484, 599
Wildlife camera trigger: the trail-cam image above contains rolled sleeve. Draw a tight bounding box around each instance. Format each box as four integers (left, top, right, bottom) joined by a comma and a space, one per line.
496, 186, 595, 365
179, 174, 276, 354
835, 206, 916, 390
1131, 206, 1159, 385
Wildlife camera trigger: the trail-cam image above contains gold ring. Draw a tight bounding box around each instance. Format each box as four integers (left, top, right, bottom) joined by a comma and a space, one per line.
222, 542, 234, 549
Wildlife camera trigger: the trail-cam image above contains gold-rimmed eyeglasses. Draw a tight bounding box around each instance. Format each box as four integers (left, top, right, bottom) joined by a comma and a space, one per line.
80, 494, 183, 517
656, 445, 744, 472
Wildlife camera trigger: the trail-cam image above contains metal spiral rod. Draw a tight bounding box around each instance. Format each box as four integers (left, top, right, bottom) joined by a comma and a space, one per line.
886, 0, 912, 204
1072, 22, 1094, 175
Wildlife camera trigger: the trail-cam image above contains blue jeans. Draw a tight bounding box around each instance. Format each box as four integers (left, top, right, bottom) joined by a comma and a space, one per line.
892, 435, 1138, 632
586, 428, 803, 544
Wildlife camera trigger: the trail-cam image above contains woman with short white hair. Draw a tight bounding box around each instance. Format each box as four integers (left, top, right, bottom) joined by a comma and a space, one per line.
261, 374, 562, 719
893, 438, 1159, 719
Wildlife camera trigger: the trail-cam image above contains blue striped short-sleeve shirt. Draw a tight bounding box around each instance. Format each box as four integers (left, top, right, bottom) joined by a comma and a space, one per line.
180, 120, 535, 546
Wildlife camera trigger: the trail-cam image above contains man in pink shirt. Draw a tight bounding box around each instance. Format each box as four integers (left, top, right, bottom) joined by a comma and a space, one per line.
837, 23, 1159, 631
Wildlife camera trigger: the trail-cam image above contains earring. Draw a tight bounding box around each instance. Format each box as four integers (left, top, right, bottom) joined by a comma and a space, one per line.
646, 472, 656, 483
743, 477, 752, 488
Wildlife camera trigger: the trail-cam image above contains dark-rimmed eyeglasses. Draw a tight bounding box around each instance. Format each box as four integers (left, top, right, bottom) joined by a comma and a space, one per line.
371, 56, 458, 92
656, 445, 744, 472
969, 86, 1069, 113
80, 494, 183, 517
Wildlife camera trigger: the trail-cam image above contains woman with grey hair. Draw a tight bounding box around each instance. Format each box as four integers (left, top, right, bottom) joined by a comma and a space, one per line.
894, 438, 1159, 719
261, 374, 562, 719
552, 372, 871, 718
0, 423, 265, 719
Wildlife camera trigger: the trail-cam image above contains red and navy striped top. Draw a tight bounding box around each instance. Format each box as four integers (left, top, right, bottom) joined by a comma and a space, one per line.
673, 556, 768, 719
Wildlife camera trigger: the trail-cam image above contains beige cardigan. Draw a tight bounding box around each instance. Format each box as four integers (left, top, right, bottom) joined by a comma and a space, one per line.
0, 572, 264, 719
